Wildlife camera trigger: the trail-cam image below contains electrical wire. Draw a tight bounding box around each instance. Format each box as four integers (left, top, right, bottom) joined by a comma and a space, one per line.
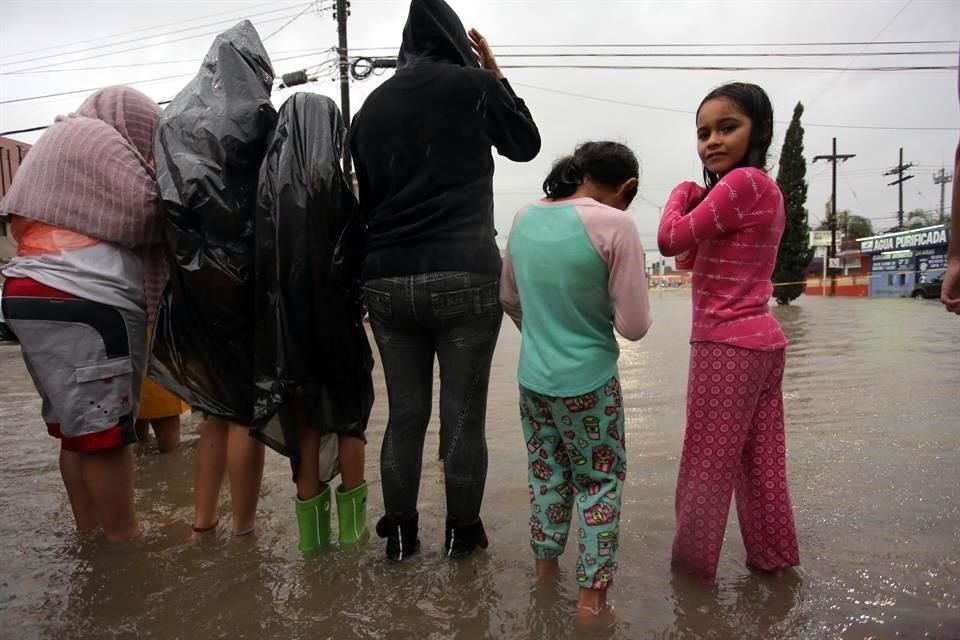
2, 8, 325, 75
0, 49, 337, 75
5, 42, 949, 76
0, 54, 337, 107
496, 50, 957, 59
0, 73, 199, 105
501, 63, 956, 72
351, 39, 958, 50
513, 83, 958, 131
0, 3, 318, 69
263, 2, 324, 42
2, 1, 296, 60
807, 0, 916, 106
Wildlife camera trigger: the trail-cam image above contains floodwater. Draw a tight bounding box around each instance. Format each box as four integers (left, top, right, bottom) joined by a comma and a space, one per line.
0, 293, 958, 640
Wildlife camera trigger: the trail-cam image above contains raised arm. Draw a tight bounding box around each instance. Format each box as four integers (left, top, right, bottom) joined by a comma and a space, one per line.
470, 28, 541, 162
483, 75, 541, 162
657, 168, 774, 256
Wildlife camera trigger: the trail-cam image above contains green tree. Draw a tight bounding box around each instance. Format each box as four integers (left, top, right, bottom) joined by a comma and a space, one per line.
845, 214, 874, 240
816, 202, 873, 242
773, 102, 815, 305
905, 208, 935, 229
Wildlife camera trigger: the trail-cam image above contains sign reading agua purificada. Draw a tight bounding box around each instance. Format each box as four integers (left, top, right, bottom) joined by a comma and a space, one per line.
858, 226, 950, 254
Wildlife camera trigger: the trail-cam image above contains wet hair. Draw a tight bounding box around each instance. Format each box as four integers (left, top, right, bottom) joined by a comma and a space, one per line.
542, 141, 639, 206
696, 82, 774, 188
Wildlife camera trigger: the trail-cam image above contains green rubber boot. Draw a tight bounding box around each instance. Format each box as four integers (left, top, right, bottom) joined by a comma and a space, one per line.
295, 485, 331, 553
336, 481, 369, 545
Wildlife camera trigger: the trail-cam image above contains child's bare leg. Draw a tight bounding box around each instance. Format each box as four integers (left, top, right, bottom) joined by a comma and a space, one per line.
577, 587, 607, 611
193, 416, 227, 532
536, 558, 560, 577
226, 422, 263, 535
574, 587, 616, 626
134, 420, 150, 444
80, 446, 140, 542
338, 434, 365, 492
296, 426, 323, 500
59, 447, 99, 532
151, 415, 181, 453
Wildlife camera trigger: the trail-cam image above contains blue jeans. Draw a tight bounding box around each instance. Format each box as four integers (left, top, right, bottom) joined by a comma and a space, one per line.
363, 271, 502, 523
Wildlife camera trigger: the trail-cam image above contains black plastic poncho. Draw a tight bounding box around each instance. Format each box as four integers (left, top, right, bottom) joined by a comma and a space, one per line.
250, 93, 373, 471
150, 20, 278, 423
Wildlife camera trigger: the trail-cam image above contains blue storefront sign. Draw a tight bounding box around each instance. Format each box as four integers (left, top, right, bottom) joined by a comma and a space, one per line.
858, 225, 950, 298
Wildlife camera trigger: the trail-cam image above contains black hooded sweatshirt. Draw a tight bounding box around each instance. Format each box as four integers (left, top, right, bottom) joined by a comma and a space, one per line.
350, 0, 541, 281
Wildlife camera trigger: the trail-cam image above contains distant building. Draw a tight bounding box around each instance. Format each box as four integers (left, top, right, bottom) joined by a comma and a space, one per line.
0, 136, 31, 263
805, 223, 951, 298
857, 224, 950, 298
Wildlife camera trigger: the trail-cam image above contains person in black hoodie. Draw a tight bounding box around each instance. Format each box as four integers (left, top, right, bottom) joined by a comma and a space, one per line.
350, 0, 540, 561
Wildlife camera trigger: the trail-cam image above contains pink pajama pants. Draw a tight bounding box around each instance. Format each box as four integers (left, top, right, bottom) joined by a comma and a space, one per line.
671, 343, 800, 582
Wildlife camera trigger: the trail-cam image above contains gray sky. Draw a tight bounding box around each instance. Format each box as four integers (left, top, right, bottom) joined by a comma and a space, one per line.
1, 0, 958, 260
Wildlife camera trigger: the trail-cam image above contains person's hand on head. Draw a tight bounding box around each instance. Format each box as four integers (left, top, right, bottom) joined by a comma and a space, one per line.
469, 28, 504, 80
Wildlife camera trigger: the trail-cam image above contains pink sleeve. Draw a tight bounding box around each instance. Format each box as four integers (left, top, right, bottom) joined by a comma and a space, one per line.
674, 246, 698, 271
657, 168, 775, 256
499, 210, 524, 328
579, 204, 652, 341
499, 247, 522, 328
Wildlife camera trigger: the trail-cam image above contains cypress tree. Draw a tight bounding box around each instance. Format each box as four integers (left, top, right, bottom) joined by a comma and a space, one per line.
773, 101, 815, 305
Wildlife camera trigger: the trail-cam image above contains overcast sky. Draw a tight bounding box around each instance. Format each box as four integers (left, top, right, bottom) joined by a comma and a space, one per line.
1, 0, 958, 259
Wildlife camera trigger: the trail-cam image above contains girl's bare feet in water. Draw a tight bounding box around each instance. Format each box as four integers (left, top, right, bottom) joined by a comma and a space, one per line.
536, 558, 560, 578
229, 526, 256, 544
190, 519, 218, 542
574, 587, 619, 628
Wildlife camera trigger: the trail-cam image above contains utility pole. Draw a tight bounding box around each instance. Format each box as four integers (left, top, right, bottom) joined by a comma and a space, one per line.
933, 167, 953, 224
813, 137, 856, 296
334, 0, 353, 180
884, 148, 914, 230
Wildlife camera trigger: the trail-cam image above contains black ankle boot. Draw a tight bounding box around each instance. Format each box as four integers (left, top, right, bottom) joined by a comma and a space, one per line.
376, 513, 420, 561
443, 517, 489, 559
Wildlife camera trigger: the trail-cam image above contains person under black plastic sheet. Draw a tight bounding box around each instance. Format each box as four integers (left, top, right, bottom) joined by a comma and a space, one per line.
350, 0, 541, 561
151, 20, 277, 539
252, 93, 374, 551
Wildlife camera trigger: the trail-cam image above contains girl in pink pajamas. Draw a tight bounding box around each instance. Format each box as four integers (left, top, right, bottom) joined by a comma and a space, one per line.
657, 82, 800, 583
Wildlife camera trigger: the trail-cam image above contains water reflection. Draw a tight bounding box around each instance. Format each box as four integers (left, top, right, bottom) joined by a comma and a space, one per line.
665, 569, 804, 640
0, 295, 958, 639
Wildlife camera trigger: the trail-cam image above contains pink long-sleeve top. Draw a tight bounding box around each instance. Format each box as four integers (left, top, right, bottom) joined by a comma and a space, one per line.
657, 167, 787, 351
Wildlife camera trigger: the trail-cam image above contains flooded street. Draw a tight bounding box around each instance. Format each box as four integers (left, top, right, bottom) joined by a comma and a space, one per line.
0, 293, 958, 640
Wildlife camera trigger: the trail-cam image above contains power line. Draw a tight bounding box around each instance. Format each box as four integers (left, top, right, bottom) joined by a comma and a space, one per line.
1, 8, 321, 75
351, 39, 957, 51
0, 53, 340, 107
0, 49, 337, 75
1, 1, 291, 60
0, 3, 316, 70
0, 73, 198, 105
513, 83, 959, 131
263, 2, 323, 41
501, 63, 955, 72
9, 46, 952, 76
807, 0, 916, 107
0, 57, 342, 136
4, 61, 956, 132
515, 82, 695, 115
496, 50, 957, 59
